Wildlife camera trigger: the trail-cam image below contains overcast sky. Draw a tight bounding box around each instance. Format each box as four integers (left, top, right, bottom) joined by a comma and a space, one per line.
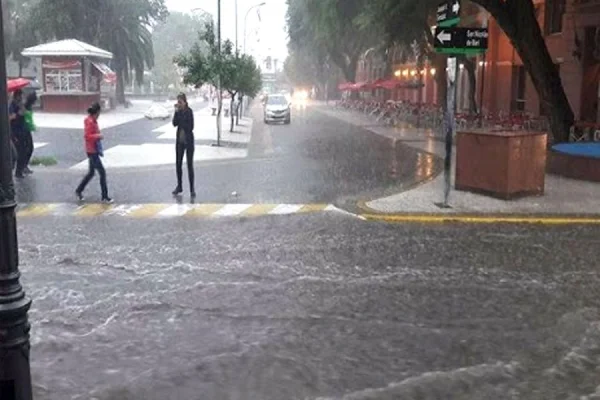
165, 0, 288, 64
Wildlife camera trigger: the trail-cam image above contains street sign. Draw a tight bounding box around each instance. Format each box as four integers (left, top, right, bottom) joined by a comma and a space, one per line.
437, 0, 461, 27
434, 27, 489, 55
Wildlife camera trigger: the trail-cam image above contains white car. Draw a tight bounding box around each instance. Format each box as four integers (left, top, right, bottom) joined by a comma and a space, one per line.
144, 103, 171, 120
263, 94, 291, 125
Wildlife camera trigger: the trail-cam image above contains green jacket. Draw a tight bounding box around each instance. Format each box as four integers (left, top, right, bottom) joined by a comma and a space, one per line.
24, 109, 36, 133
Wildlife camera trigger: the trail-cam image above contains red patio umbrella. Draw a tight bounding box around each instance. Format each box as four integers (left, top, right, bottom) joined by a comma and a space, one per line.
376, 79, 401, 90
7, 78, 31, 93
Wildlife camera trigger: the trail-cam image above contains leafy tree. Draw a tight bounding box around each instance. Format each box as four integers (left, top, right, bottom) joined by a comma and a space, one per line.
24, 0, 168, 104
2, 0, 39, 75
151, 11, 209, 93
176, 22, 262, 136
287, 0, 380, 83
358, 0, 573, 142
221, 52, 261, 130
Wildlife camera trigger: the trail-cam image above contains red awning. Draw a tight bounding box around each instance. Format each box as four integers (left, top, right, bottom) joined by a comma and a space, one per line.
375, 79, 401, 90
92, 62, 117, 84
42, 60, 82, 69
337, 82, 353, 91
352, 81, 368, 91
365, 78, 385, 90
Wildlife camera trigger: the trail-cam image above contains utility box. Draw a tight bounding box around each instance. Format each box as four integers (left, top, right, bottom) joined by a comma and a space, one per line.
455, 130, 547, 199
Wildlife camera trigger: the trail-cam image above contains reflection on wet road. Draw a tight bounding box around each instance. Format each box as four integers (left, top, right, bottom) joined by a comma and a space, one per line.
21, 214, 600, 399
15, 106, 440, 205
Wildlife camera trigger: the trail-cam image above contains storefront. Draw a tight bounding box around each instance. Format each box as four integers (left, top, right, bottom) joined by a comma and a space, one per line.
21, 39, 116, 113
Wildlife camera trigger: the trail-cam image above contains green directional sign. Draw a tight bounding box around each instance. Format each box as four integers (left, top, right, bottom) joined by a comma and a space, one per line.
437, 0, 461, 28
434, 27, 489, 55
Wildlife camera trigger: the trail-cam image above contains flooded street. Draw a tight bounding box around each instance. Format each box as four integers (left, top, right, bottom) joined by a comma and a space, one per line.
19, 214, 600, 399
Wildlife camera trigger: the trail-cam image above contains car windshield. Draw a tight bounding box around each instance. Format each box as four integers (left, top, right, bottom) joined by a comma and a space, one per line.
266, 96, 287, 106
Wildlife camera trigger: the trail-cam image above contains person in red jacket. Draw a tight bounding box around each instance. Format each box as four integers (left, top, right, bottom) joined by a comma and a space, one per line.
75, 103, 113, 203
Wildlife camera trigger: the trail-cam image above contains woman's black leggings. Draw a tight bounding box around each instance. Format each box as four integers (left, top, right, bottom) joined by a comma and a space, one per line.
15, 131, 33, 174
175, 143, 195, 192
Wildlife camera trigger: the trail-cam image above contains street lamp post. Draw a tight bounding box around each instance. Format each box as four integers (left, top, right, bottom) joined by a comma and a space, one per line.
243, 2, 266, 55
0, 2, 34, 400
235, 0, 238, 52
216, 0, 222, 146
192, 3, 222, 146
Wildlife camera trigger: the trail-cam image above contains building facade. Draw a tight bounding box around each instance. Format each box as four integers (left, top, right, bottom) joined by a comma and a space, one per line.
355, 0, 600, 122
458, 0, 600, 122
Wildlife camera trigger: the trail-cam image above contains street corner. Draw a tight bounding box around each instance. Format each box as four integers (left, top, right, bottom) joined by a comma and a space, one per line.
354, 188, 600, 225
16, 202, 340, 219
355, 203, 600, 225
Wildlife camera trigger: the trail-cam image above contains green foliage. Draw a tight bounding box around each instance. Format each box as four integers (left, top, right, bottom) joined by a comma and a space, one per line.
287, 0, 380, 82
2, 0, 39, 66
30, 156, 57, 166
151, 11, 209, 92
175, 22, 262, 98
22, 0, 168, 102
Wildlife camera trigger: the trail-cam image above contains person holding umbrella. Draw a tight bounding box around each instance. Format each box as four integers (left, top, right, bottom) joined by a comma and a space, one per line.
9, 89, 28, 178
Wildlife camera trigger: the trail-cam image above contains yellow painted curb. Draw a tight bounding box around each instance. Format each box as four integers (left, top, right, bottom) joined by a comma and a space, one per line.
361, 213, 600, 225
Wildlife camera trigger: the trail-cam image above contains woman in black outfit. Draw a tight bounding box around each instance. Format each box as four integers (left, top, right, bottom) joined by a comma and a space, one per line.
172, 93, 195, 198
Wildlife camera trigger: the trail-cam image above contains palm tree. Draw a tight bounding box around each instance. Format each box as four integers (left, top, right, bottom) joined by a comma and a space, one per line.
99, 0, 167, 103
23, 0, 167, 104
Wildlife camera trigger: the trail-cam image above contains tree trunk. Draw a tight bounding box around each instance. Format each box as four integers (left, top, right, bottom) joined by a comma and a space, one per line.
433, 54, 448, 109
472, 0, 574, 143
230, 93, 235, 133
116, 71, 126, 105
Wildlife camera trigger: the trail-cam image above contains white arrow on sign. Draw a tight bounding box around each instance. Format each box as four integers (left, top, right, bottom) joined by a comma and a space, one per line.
437, 30, 452, 44
452, 0, 460, 13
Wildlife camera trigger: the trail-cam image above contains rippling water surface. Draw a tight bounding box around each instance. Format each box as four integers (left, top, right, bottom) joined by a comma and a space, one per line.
18, 216, 600, 399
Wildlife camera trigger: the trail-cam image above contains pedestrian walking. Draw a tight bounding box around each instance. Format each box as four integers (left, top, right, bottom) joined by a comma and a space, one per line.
172, 93, 195, 198
9, 89, 27, 178
75, 102, 113, 203
21, 92, 38, 174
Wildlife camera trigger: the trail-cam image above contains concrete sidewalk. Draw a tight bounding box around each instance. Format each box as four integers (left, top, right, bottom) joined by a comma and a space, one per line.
316, 104, 600, 217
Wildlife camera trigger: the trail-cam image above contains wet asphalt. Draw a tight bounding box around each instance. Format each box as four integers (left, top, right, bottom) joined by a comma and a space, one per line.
19, 213, 600, 400
18, 105, 439, 205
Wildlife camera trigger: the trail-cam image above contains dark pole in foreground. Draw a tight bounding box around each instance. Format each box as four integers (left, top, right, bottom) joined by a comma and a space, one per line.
0, 2, 34, 399
435, 56, 457, 209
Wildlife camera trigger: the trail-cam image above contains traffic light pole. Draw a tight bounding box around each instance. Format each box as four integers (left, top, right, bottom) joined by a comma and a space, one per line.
0, 2, 34, 399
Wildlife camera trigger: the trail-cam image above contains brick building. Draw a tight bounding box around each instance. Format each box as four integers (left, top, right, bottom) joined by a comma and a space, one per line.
355, 0, 600, 122
466, 0, 600, 123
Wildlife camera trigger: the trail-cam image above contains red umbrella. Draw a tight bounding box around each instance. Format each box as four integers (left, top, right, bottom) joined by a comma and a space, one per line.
7, 78, 31, 93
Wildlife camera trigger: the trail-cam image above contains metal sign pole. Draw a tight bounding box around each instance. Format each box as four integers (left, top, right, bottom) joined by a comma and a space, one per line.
442, 57, 458, 208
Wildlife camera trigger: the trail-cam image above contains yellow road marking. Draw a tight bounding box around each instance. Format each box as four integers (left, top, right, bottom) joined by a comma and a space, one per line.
75, 204, 114, 217
361, 213, 600, 225
298, 204, 329, 213
185, 204, 224, 217
128, 204, 169, 218
17, 204, 55, 217
241, 204, 278, 216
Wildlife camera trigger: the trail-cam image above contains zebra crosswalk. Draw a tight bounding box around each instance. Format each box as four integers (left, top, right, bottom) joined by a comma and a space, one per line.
17, 203, 338, 219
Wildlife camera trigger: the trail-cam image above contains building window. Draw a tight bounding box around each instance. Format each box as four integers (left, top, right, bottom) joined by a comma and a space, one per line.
545, 0, 566, 35
45, 69, 83, 92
